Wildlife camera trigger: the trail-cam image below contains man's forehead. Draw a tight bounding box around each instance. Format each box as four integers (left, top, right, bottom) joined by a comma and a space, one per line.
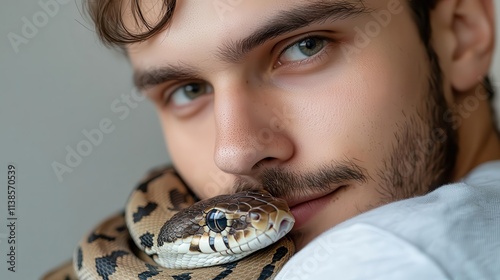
126, 0, 289, 57
127, 0, 387, 86
126, 0, 370, 50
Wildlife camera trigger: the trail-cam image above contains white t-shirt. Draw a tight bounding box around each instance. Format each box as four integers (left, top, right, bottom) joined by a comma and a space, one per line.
276, 161, 500, 280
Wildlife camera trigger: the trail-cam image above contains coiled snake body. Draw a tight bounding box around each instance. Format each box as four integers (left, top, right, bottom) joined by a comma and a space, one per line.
43, 167, 295, 279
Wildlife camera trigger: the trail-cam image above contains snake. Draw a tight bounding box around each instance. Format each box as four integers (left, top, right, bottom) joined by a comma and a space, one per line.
42, 166, 296, 279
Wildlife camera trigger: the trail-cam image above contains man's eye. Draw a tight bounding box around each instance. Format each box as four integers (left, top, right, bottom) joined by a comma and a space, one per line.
167, 82, 213, 106
279, 37, 328, 64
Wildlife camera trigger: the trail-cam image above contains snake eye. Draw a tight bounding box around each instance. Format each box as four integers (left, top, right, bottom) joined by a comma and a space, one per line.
206, 209, 227, 233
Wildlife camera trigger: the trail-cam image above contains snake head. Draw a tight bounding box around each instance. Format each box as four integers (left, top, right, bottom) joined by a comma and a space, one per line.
155, 190, 294, 269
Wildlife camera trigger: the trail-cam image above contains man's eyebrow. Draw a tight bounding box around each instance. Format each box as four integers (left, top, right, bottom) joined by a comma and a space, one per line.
134, 1, 368, 90
134, 64, 201, 91
218, 0, 369, 63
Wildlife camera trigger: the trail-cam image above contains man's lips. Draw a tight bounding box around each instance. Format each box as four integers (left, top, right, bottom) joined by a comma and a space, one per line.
284, 185, 346, 230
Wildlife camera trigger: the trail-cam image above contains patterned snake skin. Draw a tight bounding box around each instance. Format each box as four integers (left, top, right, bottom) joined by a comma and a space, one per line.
42, 167, 295, 280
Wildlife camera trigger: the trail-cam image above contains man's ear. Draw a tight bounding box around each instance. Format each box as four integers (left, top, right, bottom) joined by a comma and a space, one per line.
443, 0, 495, 92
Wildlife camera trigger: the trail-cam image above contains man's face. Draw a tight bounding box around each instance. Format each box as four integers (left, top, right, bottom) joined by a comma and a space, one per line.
128, 0, 455, 250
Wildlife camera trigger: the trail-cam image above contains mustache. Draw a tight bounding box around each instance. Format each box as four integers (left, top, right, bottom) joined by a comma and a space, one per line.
234, 160, 368, 199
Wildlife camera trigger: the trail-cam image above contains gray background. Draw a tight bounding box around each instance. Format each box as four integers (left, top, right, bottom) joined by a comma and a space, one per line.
0, 1, 499, 279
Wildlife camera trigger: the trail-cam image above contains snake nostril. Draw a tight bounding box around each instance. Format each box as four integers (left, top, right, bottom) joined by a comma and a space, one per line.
280, 220, 288, 230
278, 219, 293, 235
250, 212, 261, 221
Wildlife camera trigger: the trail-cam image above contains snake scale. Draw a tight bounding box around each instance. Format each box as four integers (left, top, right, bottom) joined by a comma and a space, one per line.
42, 167, 296, 279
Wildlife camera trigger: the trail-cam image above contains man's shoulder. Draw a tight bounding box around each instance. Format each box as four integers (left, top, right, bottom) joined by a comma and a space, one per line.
276, 223, 449, 280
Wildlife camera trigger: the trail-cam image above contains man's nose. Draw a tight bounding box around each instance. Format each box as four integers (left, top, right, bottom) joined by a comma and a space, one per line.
213, 83, 294, 176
